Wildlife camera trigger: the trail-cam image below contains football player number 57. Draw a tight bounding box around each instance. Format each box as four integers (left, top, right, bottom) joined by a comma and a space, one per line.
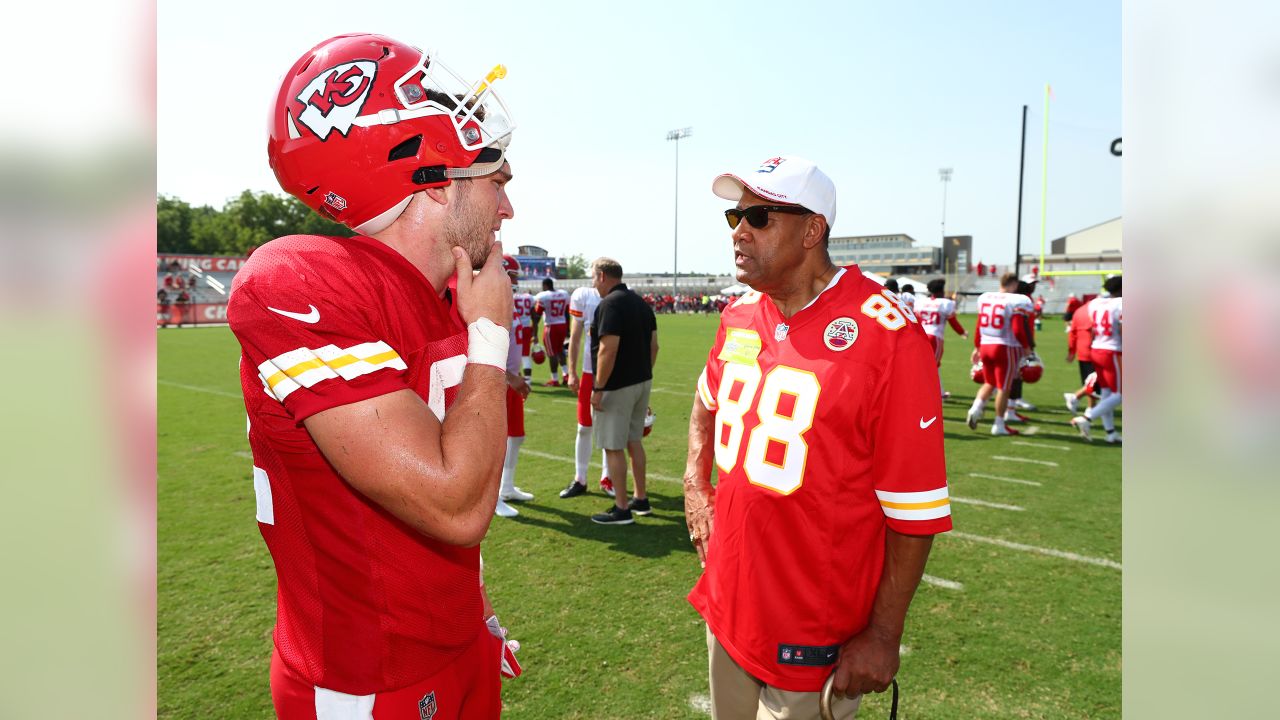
715, 364, 821, 495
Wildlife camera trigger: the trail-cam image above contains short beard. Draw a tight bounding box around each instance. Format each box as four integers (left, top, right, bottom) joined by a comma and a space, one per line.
442, 180, 492, 269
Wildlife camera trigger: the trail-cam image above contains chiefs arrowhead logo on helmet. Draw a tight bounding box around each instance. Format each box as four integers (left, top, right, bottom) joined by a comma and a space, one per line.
292, 61, 377, 141
531, 344, 546, 365
1019, 352, 1044, 383
971, 362, 986, 385
642, 407, 656, 437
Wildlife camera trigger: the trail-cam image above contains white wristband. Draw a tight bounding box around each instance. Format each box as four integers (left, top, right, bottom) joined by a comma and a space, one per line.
467, 318, 510, 369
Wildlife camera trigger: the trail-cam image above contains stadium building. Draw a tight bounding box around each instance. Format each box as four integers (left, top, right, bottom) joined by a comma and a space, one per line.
829, 233, 942, 275
1019, 217, 1122, 275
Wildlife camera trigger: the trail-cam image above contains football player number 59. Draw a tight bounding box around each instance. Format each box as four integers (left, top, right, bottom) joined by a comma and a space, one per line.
715, 364, 821, 495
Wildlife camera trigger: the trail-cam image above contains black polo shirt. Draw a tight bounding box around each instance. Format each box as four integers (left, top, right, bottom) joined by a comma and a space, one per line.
591, 283, 658, 391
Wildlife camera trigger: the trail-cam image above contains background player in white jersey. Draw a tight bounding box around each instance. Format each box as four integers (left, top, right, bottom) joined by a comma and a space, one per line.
512, 282, 535, 380
1071, 276, 1123, 442
914, 278, 968, 398
560, 284, 618, 498
533, 279, 570, 385
496, 256, 534, 517
899, 283, 917, 311
967, 272, 1036, 435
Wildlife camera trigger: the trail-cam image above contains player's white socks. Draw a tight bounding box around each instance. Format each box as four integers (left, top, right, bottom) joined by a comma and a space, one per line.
1085, 390, 1122, 422
1101, 409, 1116, 433
574, 424, 592, 484
993, 415, 1007, 432
501, 436, 524, 494
969, 398, 986, 417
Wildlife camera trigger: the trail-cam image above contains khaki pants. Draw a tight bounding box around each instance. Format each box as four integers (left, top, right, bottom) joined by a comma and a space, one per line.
707, 627, 862, 720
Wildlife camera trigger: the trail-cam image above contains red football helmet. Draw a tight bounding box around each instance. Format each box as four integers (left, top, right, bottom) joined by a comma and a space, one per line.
1019, 352, 1044, 383
503, 254, 520, 285
643, 407, 656, 437
268, 33, 514, 235
971, 362, 986, 385
531, 344, 546, 365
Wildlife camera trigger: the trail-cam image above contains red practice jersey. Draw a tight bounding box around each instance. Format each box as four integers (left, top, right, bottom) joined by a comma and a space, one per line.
689, 267, 952, 692
228, 234, 484, 696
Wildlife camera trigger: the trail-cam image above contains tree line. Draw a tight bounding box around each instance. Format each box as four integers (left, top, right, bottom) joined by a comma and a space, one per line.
158, 191, 590, 279
157, 191, 353, 256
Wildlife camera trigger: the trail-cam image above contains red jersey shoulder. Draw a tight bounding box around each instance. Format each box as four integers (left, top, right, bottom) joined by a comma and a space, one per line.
232, 235, 381, 298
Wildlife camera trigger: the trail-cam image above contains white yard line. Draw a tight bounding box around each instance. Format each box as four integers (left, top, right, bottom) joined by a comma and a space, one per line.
920, 574, 964, 591
1011, 440, 1071, 451
159, 379, 242, 400
689, 694, 712, 715
947, 531, 1121, 570
991, 455, 1059, 467
233, 450, 253, 460
550, 398, 577, 405
951, 497, 1024, 512
518, 448, 681, 483
1020, 425, 1039, 435
967, 472, 1042, 487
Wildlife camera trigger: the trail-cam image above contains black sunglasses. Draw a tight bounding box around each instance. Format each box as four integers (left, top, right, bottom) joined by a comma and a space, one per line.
724, 204, 813, 230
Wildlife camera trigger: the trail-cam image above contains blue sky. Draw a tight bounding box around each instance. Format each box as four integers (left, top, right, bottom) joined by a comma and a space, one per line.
158, 0, 1119, 275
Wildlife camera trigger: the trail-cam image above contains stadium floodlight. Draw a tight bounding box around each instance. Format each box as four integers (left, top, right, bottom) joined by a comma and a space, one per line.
667, 127, 692, 294
938, 167, 953, 243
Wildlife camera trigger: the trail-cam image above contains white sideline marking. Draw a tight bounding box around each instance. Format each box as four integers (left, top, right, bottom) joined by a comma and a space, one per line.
1011, 440, 1070, 451
689, 693, 712, 715
992, 455, 1058, 467
233, 450, 253, 460
550, 398, 577, 405
921, 574, 964, 591
900, 644, 912, 656
951, 496, 1024, 512
947, 531, 1121, 570
968, 472, 1042, 487
518, 448, 680, 483
159, 379, 241, 399
648, 386, 687, 395
1020, 425, 1040, 435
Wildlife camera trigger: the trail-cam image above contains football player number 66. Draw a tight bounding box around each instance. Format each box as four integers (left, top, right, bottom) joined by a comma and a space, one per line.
715, 364, 821, 495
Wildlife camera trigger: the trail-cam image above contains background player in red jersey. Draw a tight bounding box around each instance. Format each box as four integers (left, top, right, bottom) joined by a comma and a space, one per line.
967, 272, 1036, 436
684, 155, 950, 719
230, 34, 521, 719
1071, 276, 1123, 442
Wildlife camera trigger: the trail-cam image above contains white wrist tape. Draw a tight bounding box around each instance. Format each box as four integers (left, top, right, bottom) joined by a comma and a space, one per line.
467, 318, 510, 369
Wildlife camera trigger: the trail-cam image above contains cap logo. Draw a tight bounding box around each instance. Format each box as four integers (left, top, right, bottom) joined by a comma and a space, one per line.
756, 157, 785, 173
823, 317, 859, 351
293, 61, 378, 141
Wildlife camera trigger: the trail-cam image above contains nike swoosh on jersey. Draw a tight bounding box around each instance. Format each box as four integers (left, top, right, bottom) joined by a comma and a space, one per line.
267, 304, 321, 324
919, 416, 937, 429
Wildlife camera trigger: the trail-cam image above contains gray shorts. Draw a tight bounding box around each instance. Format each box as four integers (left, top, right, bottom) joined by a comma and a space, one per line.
593, 380, 652, 450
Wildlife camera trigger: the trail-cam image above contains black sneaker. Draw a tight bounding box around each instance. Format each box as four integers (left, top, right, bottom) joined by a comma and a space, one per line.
559, 480, 588, 499
591, 505, 634, 525
627, 497, 652, 516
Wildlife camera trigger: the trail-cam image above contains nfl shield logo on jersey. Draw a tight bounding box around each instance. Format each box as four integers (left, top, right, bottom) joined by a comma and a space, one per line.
823, 317, 859, 351
774, 323, 789, 341
418, 691, 437, 720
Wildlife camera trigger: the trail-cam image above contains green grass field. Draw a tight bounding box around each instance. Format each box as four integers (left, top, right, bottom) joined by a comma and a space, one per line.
158, 313, 1120, 719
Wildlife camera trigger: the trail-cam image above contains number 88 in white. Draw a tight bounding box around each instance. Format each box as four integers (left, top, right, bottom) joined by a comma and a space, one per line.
714, 364, 822, 495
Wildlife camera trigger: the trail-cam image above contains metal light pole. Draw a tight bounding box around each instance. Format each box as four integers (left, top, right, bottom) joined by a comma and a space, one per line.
938, 167, 953, 243
667, 127, 692, 295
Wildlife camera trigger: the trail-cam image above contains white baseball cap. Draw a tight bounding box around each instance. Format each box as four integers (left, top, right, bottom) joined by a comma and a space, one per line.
712, 155, 836, 229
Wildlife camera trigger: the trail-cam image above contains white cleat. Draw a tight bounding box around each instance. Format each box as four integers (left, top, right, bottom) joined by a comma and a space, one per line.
495, 499, 519, 518
1105, 431, 1122, 444
1063, 392, 1080, 414
991, 425, 1020, 436
966, 408, 981, 430
1012, 399, 1037, 411
502, 487, 535, 502
1070, 416, 1093, 441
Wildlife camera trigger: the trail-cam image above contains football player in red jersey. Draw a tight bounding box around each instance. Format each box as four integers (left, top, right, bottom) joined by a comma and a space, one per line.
966, 273, 1036, 435
230, 34, 521, 719
684, 155, 951, 719
495, 256, 534, 517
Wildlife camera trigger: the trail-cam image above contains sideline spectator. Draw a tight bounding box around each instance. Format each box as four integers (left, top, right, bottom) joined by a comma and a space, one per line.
588, 257, 659, 525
